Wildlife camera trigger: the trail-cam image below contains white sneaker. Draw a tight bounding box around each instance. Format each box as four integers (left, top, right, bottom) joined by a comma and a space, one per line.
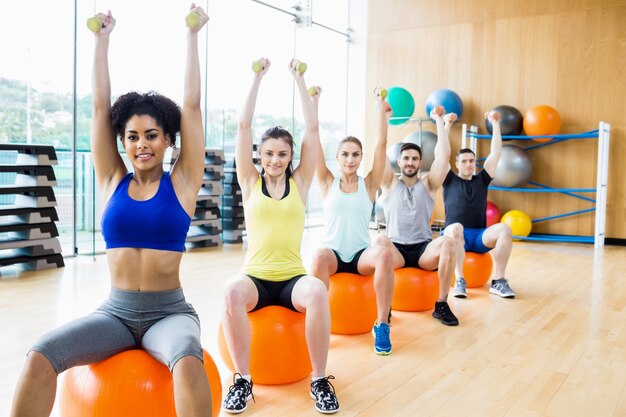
489, 278, 516, 298
453, 277, 467, 298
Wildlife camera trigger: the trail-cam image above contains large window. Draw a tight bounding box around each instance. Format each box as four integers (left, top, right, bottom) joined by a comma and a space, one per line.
0, 0, 359, 257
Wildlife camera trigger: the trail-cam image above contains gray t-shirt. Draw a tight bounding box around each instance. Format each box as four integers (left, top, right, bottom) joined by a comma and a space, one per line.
382, 179, 434, 244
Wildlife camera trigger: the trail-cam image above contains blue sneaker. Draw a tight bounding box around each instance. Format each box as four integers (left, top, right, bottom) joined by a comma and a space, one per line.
371, 322, 392, 355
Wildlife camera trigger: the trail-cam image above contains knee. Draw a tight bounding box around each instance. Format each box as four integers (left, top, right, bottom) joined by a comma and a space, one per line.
375, 247, 393, 269
312, 248, 333, 270
441, 236, 456, 256
173, 355, 202, 374
447, 223, 464, 241
223, 282, 248, 312
23, 351, 56, 378
498, 223, 512, 240
302, 279, 329, 307
172, 355, 206, 385
372, 234, 390, 248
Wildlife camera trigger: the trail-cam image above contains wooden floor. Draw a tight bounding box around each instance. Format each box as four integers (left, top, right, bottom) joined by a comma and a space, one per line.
1, 228, 625, 417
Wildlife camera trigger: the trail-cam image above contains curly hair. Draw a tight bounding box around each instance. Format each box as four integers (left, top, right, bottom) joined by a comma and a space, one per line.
110, 91, 181, 147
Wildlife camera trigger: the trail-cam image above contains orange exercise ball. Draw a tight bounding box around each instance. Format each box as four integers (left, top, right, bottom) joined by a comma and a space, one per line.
462, 252, 493, 288
218, 305, 312, 385
523, 105, 561, 143
501, 209, 532, 238
60, 349, 221, 417
328, 272, 377, 335
391, 267, 439, 311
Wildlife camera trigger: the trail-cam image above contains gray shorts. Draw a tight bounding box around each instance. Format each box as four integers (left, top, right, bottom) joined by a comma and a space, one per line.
30, 287, 202, 374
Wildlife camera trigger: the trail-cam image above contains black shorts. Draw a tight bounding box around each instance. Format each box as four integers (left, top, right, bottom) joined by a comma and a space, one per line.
248, 274, 305, 312
332, 248, 367, 275
393, 241, 432, 268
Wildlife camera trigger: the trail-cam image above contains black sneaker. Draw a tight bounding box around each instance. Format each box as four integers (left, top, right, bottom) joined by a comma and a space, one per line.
223, 373, 254, 414
310, 375, 340, 414
432, 301, 459, 326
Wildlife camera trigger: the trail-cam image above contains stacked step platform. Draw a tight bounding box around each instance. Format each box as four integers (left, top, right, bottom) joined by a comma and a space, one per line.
165, 147, 224, 248
0, 144, 64, 272
221, 144, 259, 244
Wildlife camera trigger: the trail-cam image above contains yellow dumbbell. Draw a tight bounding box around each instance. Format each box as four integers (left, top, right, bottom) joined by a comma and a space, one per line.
86, 16, 103, 33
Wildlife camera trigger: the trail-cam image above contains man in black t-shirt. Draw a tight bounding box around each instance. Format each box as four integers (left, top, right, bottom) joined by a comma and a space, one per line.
442, 111, 516, 299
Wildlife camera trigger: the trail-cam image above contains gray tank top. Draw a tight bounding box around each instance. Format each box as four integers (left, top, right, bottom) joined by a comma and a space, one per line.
382, 179, 434, 244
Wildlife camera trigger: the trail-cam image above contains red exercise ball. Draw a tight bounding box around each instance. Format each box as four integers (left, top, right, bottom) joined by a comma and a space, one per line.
463, 252, 493, 288
60, 349, 221, 417
523, 105, 561, 143
218, 305, 312, 385
329, 272, 377, 335
392, 267, 439, 312
486, 201, 502, 227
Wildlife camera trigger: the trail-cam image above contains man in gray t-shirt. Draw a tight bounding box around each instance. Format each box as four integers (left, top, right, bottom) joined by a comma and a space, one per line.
375, 106, 463, 326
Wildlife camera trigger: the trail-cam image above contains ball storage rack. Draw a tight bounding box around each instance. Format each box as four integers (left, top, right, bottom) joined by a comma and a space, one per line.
461, 122, 611, 248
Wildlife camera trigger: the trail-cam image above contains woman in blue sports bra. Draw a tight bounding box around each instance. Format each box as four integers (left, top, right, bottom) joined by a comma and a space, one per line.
10, 6, 213, 417
309, 88, 395, 356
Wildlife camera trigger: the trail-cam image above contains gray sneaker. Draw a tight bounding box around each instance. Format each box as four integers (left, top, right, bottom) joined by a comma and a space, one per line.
489, 278, 516, 298
453, 277, 467, 298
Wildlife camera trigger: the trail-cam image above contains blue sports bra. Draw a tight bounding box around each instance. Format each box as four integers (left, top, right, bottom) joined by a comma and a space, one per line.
101, 172, 191, 252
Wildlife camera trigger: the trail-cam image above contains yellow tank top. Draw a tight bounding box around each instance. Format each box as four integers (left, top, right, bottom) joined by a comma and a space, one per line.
242, 177, 307, 281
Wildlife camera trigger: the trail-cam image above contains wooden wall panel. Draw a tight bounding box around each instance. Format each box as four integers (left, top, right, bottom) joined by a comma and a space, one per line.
364, 1, 626, 239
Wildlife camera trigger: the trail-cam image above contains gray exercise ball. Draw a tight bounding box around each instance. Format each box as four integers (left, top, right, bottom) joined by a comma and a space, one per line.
492, 145, 532, 187
403, 130, 436, 171
485, 105, 524, 136
386, 142, 403, 173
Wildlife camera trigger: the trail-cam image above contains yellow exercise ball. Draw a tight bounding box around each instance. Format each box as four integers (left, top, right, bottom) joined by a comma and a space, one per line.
501, 209, 532, 237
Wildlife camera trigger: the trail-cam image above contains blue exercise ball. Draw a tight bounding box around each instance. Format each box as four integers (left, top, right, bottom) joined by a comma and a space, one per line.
492, 145, 532, 188
425, 89, 463, 119
387, 87, 415, 125
403, 130, 436, 171
485, 105, 523, 136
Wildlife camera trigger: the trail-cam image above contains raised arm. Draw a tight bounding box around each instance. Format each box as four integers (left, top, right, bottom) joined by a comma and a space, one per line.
426, 105, 455, 193
380, 153, 397, 197
311, 86, 333, 197
90, 11, 125, 199
365, 88, 392, 202
482, 110, 502, 177
171, 4, 209, 201
236, 58, 270, 200
290, 59, 320, 202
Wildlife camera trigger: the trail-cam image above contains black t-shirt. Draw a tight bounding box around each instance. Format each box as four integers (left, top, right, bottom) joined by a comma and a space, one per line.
442, 169, 492, 228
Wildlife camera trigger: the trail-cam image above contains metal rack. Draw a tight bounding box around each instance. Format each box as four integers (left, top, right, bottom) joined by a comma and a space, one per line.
461, 122, 611, 248
0, 144, 64, 272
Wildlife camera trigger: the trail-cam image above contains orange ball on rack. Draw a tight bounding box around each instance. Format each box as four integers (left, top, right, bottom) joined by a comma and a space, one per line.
523, 105, 561, 143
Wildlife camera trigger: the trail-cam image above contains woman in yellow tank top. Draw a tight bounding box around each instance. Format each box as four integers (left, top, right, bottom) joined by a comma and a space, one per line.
220, 58, 339, 414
